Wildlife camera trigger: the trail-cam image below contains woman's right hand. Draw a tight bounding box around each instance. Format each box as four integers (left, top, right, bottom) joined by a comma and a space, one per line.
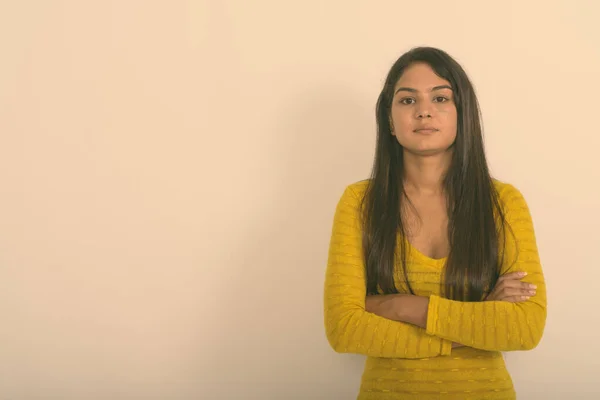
485, 271, 536, 302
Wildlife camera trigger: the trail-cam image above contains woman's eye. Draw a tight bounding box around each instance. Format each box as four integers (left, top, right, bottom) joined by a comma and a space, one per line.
400, 98, 415, 105
434, 96, 448, 103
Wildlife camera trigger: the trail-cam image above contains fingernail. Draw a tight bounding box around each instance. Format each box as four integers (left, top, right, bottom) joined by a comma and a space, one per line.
529, 284, 537, 289
528, 290, 536, 295
520, 272, 528, 276
521, 296, 530, 300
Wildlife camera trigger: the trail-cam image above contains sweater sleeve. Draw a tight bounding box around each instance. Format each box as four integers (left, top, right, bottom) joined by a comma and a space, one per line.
324, 185, 453, 358
425, 184, 547, 351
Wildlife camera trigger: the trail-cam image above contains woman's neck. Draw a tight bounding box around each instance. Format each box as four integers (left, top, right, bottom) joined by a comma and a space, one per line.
402, 151, 452, 196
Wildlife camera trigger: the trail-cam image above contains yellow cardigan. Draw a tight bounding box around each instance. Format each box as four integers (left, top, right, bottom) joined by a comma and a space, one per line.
324, 180, 547, 400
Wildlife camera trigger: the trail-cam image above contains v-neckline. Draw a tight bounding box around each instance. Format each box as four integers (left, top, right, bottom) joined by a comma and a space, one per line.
403, 237, 447, 267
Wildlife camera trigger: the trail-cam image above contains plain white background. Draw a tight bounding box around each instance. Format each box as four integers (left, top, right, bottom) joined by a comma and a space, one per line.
1, 1, 599, 399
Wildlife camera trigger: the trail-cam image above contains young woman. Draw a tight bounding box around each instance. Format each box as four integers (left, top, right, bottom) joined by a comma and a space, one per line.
324, 47, 546, 400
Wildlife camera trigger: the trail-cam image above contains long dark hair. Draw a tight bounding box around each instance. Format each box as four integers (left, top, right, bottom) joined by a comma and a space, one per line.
362, 47, 511, 301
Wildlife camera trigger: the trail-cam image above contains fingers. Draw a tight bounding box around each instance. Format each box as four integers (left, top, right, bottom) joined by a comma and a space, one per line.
499, 272, 536, 290
501, 295, 531, 303
487, 271, 537, 302
487, 290, 532, 302
496, 289, 535, 302
497, 271, 527, 282
500, 280, 537, 293
499, 286, 534, 297
495, 280, 535, 296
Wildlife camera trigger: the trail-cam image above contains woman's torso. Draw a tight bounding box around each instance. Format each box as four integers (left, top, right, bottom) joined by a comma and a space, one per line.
352, 179, 517, 399
358, 346, 515, 400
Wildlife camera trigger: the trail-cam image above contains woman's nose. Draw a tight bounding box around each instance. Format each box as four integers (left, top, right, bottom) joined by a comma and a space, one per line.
416, 108, 432, 119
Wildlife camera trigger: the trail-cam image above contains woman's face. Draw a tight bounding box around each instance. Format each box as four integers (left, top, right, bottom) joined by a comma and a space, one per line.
390, 62, 457, 156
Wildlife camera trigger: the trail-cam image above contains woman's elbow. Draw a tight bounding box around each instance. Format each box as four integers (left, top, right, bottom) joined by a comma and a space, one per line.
515, 303, 546, 351
324, 310, 357, 353
519, 335, 542, 351
510, 313, 546, 351
522, 321, 546, 350
325, 323, 355, 354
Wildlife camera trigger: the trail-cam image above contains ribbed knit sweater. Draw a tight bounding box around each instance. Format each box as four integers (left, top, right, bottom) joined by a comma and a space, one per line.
324, 179, 547, 400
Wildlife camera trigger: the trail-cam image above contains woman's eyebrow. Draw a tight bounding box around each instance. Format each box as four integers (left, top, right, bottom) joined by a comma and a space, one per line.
394, 85, 453, 95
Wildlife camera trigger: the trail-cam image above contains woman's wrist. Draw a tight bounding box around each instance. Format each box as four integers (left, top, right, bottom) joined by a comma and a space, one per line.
393, 294, 430, 329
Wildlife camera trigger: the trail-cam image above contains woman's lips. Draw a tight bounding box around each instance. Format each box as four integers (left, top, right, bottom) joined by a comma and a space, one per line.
414, 128, 438, 134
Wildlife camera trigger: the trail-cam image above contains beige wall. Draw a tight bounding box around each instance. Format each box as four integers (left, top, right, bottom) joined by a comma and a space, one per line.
1, 1, 598, 399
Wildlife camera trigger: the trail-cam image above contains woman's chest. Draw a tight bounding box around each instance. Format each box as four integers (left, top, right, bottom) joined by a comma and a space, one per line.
404, 198, 450, 260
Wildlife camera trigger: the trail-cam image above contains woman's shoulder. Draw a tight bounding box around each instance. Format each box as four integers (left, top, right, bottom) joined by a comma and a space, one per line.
334, 179, 370, 206
345, 179, 370, 195
492, 178, 529, 210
